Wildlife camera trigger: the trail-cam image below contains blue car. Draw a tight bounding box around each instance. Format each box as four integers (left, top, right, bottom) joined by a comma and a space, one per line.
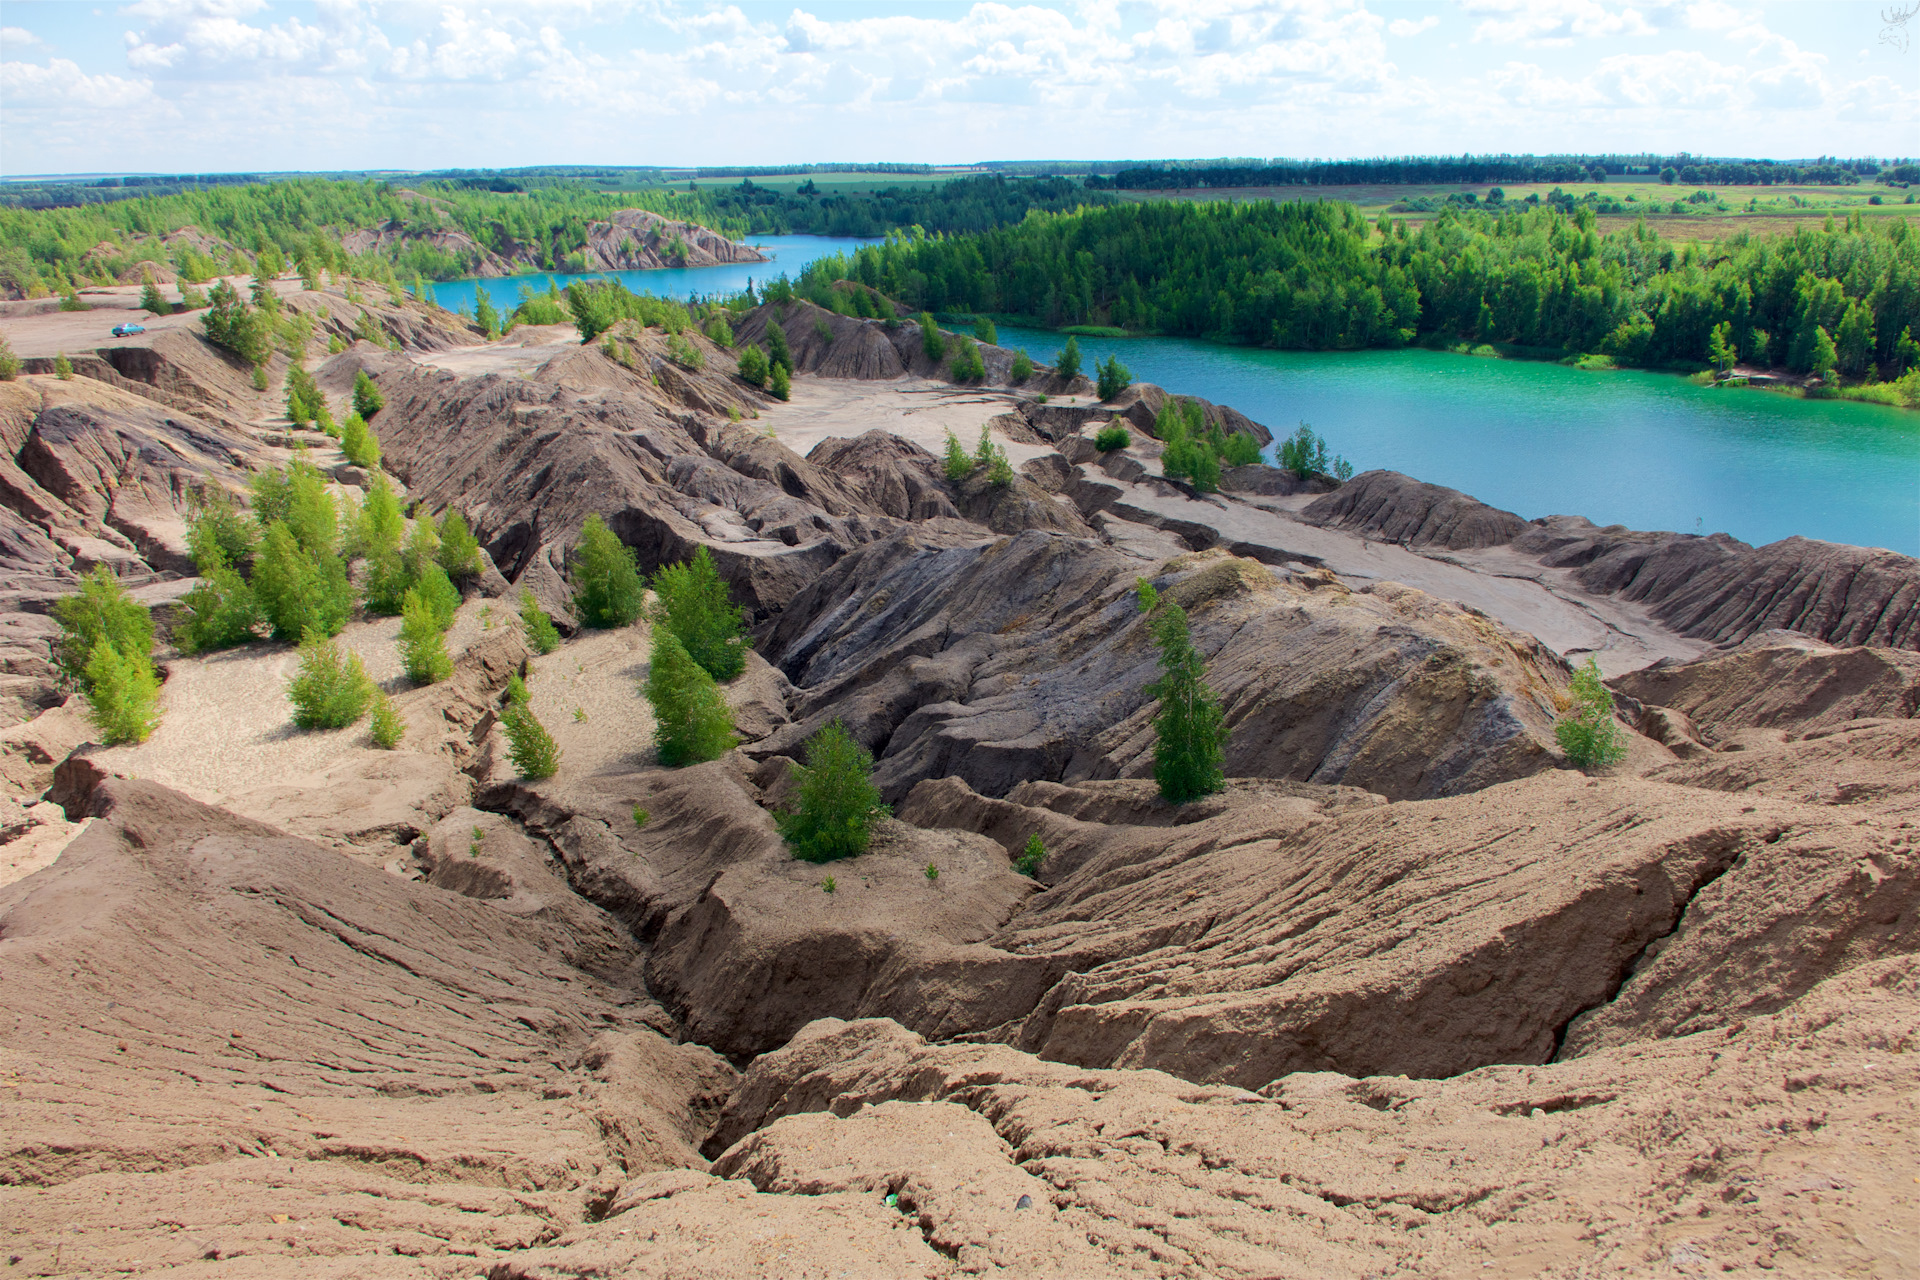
110, 323, 146, 337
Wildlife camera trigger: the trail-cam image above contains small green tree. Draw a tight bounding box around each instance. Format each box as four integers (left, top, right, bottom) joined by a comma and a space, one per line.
764, 319, 793, 373
918, 312, 946, 362
777, 719, 887, 863
52, 565, 156, 691
705, 313, 735, 348
736, 343, 769, 388
1221, 431, 1263, 467
985, 450, 1015, 487
352, 369, 384, 417
1707, 321, 1736, 376
1808, 325, 1839, 384
140, 273, 169, 316
415, 561, 461, 631
286, 628, 374, 729
972, 424, 996, 470
436, 508, 482, 579
973, 315, 998, 345
1015, 833, 1046, 877
501, 702, 560, 779
949, 336, 986, 382
1094, 424, 1130, 452
652, 545, 747, 680
174, 552, 263, 654
399, 587, 453, 684
369, 692, 405, 748
571, 514, 645, 627
53, 352, 73, 380
474, 285, 500, 339
252, 521, 352, 640
1144, 601, 1226, 805
1009, 349, 1033, 382
340, 412, 381, 469
769, 361, 792, 401
82, 638, 161, 745
0, 334, 19, 381
1054, 336, 1082, 380
1555, 656, 1628, 769
943, 429, 973, 482
1095, 354, 1132, 401
519, 588, 561, 654
1277, 423, 1353, 481
646, 628, 738, 766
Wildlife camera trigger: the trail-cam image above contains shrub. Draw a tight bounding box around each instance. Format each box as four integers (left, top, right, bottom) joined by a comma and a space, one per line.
1054, 336, 1082, 380
141, 274, 169, 316
83, 638, 161, 745
252, 521, 352, 640
186, 488, 257, 573
1009, 349, 1033, 382
285, 365, 321, 428
1277, 423, 1353, 480
646, 628, 738, 766
501, 703, 560, 779
340, 411, 381, 469
985, 450, 1015, 487
53, 565, 156, 691
414, 562, 461, 631
571, 514, 645, 627
287, 628, 374, 729
53, 352, 73, 380
973, 316, 997, 345
651, 545, 746, 681
399, 588, 453, 684
352, 369, 384, 417
972, 424, 996, 470
777, 719, 886, 863
1144, 601, 1226, 805
814, 317, 835, 346
1161, 435, 1221, 492
1555, 656, 1628, 768
0, 334, 18, 380
737, 343, 769, 387
251, 365, 270, 392
705, 314, 734, 348
764, 320, 793, 373
632, 805, 649, 828
918, 312, 946, 362
1134, 577, 1158, 612
949, 336, 985, 382
1221, 431, 1263, 467
1015, 833, 1046, 877
174, 559, 263, 653
369, 692, 404, 748
59, 287, 88, 312
943, 430, 972, 482
666, 333, 705, 370
1095, 354, 1132, 401
1094, 424, 1130, 452
519, 588, 561, 654
435, 508, 481, 579
769, 361, 791, 401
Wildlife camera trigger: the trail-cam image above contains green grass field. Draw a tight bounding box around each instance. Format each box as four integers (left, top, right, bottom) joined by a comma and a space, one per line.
663, 170, 989, 194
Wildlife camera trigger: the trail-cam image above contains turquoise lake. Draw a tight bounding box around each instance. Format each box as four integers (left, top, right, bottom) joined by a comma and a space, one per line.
426, 238, 1920, 557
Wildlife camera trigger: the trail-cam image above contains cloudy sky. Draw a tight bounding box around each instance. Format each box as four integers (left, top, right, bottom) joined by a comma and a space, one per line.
1, 0, 1913, 176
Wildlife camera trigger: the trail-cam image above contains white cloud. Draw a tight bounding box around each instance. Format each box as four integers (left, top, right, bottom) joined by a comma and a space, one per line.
1465, 0, 1659, 47
1389, 16, 1439, 37
0, 26, 42, 47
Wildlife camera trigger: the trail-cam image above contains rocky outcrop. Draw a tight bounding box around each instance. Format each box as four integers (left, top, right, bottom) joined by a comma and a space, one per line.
756, 537, 1582, 804
1303, 469, 1528, 549
1612, 635, 1920, 738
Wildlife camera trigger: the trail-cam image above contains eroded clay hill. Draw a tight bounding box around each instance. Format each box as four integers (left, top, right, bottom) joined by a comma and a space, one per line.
2, 301, 1917, 1278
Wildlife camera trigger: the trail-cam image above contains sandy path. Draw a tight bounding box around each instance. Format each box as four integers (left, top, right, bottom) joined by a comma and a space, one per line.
517, 619, 658, 780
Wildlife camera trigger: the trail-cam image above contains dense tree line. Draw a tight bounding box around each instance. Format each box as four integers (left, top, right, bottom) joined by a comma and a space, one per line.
796, 202, 1920, 383
0, 173, 1116, 295
1088, 155, 1900, 191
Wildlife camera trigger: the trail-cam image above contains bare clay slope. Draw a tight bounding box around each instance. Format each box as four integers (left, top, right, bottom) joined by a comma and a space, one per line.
0, 776, 733, 1276
1306, 469, 1920, 650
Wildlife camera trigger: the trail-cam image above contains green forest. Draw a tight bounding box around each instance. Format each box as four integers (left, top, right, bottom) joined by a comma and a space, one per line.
792, 201, 1920, 393
0, 174, 1110, 295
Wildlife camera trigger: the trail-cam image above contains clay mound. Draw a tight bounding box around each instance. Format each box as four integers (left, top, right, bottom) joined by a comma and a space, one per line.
733, 302, 910, 381
892, 769, 1915, 1086
1612, 637, 1920, 738
758, 535, 1582, 803
1519, 519, 1920, 652
807, 430, 960, 521
1102, 381, 1275, 448
0, 776, 732, 1275
1302, 468, 1529, 550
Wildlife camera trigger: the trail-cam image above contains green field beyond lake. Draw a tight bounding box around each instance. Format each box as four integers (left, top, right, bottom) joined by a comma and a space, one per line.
998, 325, 1920, 558
433, 242, 1917, 559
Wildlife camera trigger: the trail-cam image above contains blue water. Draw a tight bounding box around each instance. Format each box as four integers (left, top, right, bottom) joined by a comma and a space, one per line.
423, 234, 877, 318
422, 242, 1919, 556
995, 325, 1920, 557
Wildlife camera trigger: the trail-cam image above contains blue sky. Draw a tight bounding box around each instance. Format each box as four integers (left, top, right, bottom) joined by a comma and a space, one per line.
1, 1, 1913, 175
